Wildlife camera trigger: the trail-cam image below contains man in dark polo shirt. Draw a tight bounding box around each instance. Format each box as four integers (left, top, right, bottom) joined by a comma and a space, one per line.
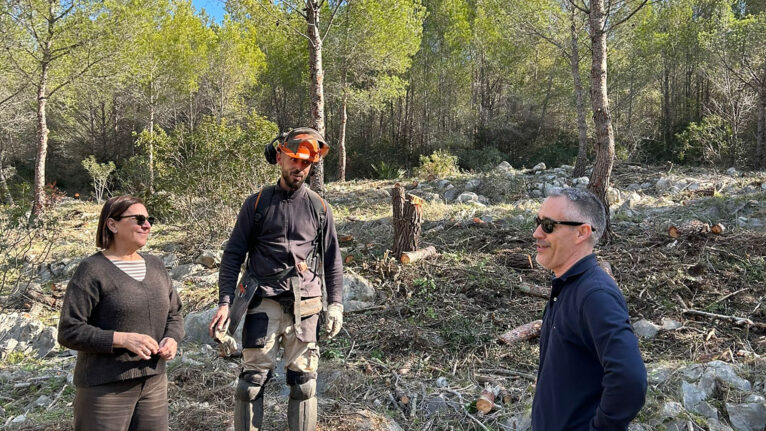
531, 188, 646, 430
208, 128, 343, 431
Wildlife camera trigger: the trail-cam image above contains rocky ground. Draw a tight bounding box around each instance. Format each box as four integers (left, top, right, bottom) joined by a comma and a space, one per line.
1, 162, 766, 430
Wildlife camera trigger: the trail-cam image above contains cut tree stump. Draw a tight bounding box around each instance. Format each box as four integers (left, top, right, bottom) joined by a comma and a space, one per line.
498, 320, 543, 344
400, 246, 437, 264
711, 223, 725, 235
392, 183, 424, 261
476, 385, 501, 414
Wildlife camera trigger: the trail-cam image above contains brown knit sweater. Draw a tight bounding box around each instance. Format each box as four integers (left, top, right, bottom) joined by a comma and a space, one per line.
58, 252, 184, 387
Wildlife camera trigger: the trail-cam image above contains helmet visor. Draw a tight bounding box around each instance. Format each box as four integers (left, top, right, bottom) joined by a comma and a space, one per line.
281, 135, 328, 162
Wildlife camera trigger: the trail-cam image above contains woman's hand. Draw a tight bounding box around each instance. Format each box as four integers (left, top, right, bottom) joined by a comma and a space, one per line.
157, 337, 178, 360
113, 332, 159, 360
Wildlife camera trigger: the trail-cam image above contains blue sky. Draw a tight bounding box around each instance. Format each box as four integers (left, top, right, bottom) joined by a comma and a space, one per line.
192, 0, 226, 22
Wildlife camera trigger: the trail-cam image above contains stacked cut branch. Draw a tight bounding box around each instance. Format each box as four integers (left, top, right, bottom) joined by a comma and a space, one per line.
518, 284, 551, 299
392, 183, 428, 262
668, 220, 725, 238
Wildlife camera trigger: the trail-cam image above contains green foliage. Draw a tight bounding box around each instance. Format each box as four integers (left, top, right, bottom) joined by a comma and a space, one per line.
675, 116, 737, 166
81, 155, 116, 203
115, 155, 151, 196
416, 150, 459, 179
155, 114, 279, 246
370, 161, 406, 180
458, 145, 506, 172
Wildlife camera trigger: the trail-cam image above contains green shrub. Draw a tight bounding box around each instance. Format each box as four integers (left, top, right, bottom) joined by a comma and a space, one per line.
370, 161, 406, 179
676, 116, 738, 166
81, 155, 116, 203
416, 150, 459, 179
153, 114, 279, 247
115, 155, 152, 196
458, 145, 507, 172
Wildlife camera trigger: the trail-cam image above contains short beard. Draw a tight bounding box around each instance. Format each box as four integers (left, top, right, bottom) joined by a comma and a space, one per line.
282, 170, 306, 191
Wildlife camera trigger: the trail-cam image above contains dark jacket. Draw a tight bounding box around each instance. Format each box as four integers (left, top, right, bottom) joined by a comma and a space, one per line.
218, 182, 343, 306
532, 254, 646, 430
58, 252, 184, 387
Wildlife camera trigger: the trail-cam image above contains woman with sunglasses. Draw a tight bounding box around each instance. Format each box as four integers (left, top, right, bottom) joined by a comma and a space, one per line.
58, 195, 183, 431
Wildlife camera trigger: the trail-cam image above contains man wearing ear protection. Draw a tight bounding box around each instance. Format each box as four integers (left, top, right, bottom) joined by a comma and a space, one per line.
209, 127, 343, 431
531, 188, 646, 430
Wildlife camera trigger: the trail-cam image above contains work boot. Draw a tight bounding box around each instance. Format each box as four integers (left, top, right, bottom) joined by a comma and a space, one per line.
287, 380, 317, 431
234, 371, 268, 431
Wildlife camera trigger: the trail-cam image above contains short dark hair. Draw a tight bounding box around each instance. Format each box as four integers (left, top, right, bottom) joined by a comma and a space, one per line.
96, 195, 144, 249
548, 188, 606, 245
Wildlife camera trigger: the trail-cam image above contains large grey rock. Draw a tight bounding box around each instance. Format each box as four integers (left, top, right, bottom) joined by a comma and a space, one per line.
423, 395, 449, 415
532, 162, 546, 172
681, 380, 716, 418
171, 263, 204, 281
504, 413, 532, 431
573, 176, 590, 187
646, 364, 673, 385
726, 167, 741, 177
343, 270, 376, 311
707, 418, 735, 431
194, 250, 222, 269
162, 253, 179, 268
706, 361, 751, 392
661, 317, 682, 330
456, 191, 480, 204
660, 401, 684, 420
465, 179, 481, 190
443, 187, 460, 203
63, 258, 82, 278
411, 191, 442, 204
0, 313, 58, 359
633, 319, 660, 338
497, 161, 512, 172
727, 402, 766, 431
183, 308, 242, 346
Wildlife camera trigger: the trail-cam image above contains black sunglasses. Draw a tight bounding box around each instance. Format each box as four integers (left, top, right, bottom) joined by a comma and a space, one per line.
534, 216, 591, 234
113, 214, 155, 226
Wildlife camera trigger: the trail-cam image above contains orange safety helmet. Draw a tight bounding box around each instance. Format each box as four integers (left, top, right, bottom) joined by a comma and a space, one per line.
277, 127, 329, 163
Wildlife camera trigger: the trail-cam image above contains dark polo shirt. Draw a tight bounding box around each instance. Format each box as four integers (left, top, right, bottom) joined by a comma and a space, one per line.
532, 254, 646, 430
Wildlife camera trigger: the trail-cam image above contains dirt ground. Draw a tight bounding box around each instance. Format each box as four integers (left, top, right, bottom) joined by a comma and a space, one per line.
2, 163, 765, 430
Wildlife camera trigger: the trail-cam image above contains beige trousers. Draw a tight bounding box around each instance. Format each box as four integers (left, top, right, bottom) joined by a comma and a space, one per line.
242, 298, 319, 374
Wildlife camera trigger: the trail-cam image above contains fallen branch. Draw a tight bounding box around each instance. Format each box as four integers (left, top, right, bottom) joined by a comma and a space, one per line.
401, 246, 437, 264
498, 320, 543, 344
517, 284, 550, 299
477, 368, 536, 381
682, 309, 766, 330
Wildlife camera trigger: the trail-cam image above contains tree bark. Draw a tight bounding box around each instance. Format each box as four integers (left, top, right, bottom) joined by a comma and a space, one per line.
32, 50, 51, 218
498, 320, 543, 344
337, 92, 348, 181
570, 6, 589, 178
307, 1, 326, 196
147, 79, 155, 195
392, 184, 423, 260
586, 0, 614, 240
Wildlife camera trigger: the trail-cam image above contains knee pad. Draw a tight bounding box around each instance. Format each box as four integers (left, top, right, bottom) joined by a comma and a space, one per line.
287, 370, 316, 400
235, 370, 271, 401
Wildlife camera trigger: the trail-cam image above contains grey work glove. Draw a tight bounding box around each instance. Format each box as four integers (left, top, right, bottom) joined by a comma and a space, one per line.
325, 303, 344, 338
212, 320, 239, 357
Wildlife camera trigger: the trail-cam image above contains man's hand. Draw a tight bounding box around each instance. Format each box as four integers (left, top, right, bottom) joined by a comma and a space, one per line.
157, 337, 178, 360
325, 303, 343, 338
113, 332, 159, 360
208, 304, 230, 338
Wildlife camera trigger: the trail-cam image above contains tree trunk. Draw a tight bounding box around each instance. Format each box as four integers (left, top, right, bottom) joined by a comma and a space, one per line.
148, 80, 155, 195
586, 0, 614, 240
570, 6, 589, 178
31, 55, 50, 218
337, 93, 348, 182
307, 1, 326, 196
392, 184, 423, 260
0, 146, 14, 206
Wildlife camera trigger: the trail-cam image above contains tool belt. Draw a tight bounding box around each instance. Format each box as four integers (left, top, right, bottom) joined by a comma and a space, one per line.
227, 263, 322, 338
